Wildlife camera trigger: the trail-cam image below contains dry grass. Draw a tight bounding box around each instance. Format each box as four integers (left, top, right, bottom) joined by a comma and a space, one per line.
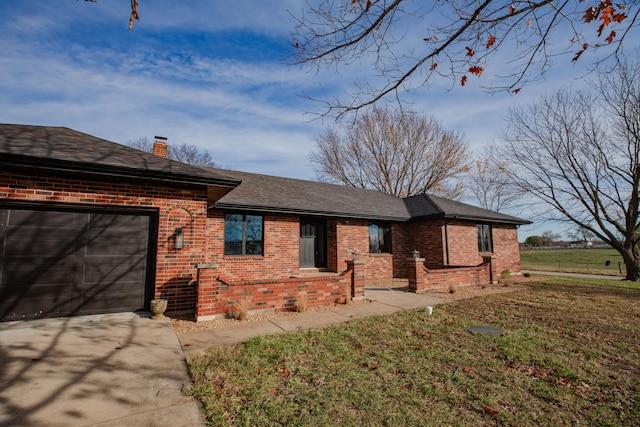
187, 276, 640, 426
293, 295, 307, 313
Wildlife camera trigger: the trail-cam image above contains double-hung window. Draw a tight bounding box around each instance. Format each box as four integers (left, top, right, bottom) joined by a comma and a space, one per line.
224, 213, 264, 255
369, 223, 392, 254
477, 223, 493, 253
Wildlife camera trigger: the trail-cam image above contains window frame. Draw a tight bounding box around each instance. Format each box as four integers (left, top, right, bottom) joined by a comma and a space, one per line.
477, 223, 493, 253
224, 212, 264, 256
369, 222, 392, 254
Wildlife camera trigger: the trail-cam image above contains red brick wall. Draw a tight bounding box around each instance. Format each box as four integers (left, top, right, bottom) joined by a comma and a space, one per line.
492, 224, 522, 274
196, 268, 351, 319
408, 218, 522, 275
334, 218, 369, 265
407, 258, 491, 292
425, 265, 491, 289
445, 221, 483, 266
391, 223, 410, 278
332, 219, 408, 283
0, 170, 211, 315
208, 214, 404, 286
207, 210, 302, 283
408, 219, 446, 268
1, 170, 523, 319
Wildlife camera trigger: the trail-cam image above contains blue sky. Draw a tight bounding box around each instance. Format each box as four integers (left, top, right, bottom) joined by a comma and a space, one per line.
0, 1, 628, 238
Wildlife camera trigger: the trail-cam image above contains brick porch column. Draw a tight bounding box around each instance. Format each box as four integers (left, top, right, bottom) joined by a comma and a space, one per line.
407, 256, 428, 293
196, 263, 220, 321
345, 259, 365, 301
483, 255, 498, 284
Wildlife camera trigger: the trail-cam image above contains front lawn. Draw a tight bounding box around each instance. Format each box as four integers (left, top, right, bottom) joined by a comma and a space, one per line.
521, 248, 626, 276
187, 277, 640, 426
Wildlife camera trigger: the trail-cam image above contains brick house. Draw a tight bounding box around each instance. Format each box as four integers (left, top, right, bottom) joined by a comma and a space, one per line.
0, 124, 530, 322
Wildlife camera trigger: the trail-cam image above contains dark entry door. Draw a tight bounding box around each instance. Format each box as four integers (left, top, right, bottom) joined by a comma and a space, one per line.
300, 218, 327, 268
0, 205, 154, 321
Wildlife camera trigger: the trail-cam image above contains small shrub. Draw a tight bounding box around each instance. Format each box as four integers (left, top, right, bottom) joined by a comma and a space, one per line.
500, 270, 512, 287
524, 272, 531, 278
500, 270, 512, 280
230, 301, 249, 321
294, 295, 307, 313
449, 283, 458, 294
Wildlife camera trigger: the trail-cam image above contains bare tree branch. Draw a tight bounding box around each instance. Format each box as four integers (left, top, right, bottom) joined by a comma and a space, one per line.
495, 55, 640, 280
310, 105, 469, 198
127, 137, 218, 167
290, 0, 639, 118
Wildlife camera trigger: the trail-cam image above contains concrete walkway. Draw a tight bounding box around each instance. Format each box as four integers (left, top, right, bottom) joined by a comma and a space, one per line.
0, 312, 205, 427
178, 288, 444, 356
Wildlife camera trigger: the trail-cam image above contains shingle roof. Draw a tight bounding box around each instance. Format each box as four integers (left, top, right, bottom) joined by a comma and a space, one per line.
1, 123, 530, 225
404, 193, 531, 225
212, 169, 412, 221
212, 170, 531, 225
0, 124, 239, 187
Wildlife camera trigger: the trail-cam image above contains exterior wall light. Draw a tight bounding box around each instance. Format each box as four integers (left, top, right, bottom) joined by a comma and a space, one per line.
174, 227, 184, 250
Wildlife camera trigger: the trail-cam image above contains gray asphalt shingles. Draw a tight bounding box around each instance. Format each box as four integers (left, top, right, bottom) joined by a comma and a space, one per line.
0, 123, 529, 225
0, 124, 239, 187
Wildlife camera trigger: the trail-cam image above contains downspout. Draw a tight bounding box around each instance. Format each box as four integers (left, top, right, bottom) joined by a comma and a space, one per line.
443, 217, 457, 266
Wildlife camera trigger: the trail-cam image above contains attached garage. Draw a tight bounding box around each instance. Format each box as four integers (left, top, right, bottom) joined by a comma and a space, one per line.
0, 124, 240, 321
0, 204, 157, 321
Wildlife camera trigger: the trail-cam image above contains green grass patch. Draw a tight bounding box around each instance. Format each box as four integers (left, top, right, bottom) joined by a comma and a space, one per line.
187, 277, 640, 426
521, 248, 626, 276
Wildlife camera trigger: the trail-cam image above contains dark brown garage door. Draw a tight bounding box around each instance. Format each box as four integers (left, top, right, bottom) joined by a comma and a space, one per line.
0, 205, 156, 321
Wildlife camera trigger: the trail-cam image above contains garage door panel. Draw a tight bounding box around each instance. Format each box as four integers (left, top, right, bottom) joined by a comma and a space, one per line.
78, 292, 144, 314
1, 206, 153, 321
84, 231, 148, 256
4, 235, 79, 257
6, 209, 81, 230
89, 213, 148, 229
0, 284, 76, 320
82, 260, 147, 285
1, 260, 81, 285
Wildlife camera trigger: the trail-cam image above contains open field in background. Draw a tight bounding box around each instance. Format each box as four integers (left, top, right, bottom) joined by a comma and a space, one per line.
521, 248, 626, 276
187, 277, 640, 426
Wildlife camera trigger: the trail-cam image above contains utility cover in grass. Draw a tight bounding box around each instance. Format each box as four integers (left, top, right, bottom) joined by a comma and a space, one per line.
467, 325, 504, 336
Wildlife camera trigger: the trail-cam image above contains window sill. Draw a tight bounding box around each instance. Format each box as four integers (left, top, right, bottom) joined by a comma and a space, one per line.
223, 255, 264, 259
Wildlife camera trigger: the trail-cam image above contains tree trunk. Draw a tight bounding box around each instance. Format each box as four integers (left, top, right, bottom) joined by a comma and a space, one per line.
621, 248, 640, 281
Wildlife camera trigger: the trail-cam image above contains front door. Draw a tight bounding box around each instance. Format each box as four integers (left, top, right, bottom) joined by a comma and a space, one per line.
299, 218, 327, 268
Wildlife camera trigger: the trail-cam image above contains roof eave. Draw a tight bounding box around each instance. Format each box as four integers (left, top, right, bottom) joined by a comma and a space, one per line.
411, 212, 531, 225
0, 155, 240, 188
211, 202, 410, 222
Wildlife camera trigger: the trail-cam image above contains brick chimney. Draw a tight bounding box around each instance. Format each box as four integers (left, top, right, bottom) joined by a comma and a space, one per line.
153, 136, 168, 158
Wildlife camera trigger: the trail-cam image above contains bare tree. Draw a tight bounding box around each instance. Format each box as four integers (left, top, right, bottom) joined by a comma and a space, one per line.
127, 137, 218, 168
496, 56, 640, 280
467, 153, 519, 212
541, 230, 561, 246
291, 0, 638, 118
168, 143, 217, 167
128, 137, 154, 153
567, 225, 596, 243
310, 106, 469, 198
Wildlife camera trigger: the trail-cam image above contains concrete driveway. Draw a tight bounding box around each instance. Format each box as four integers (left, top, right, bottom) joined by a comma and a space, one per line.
0, 312, 205, 427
